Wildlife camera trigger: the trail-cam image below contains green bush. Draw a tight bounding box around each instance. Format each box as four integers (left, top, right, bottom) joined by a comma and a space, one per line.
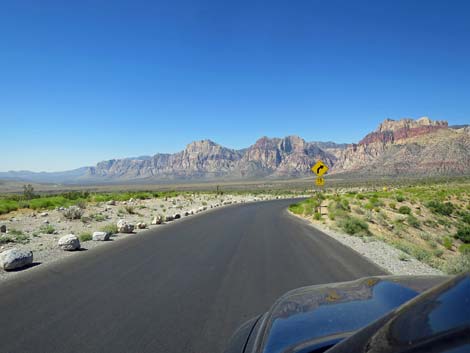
459, 212, 470, 224
458, 244, 470, 254
433, 249, 444, 258
0, 199, 19, 215
79, 232, 92, 242
442, 236, 453, 250
339, 216, 370, 236
425, 200, 454, 216
314, 212, 321, 220
92, 213, 106, 222
396, 194, 406, 202
100, 223, 118, 235
398, 206, 412, 215
289, 203, 304, 215
407, 215, 420, 228
389, 202, 396, 209
455, 225, 470, 243
40, 224, 55, 234
394, 241, 432, 263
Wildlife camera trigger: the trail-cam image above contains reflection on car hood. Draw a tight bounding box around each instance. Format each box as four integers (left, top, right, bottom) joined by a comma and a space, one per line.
255, 276, 448, 353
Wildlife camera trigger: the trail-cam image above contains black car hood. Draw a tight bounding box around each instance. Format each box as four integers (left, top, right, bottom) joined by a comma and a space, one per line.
250, 276, 448, 353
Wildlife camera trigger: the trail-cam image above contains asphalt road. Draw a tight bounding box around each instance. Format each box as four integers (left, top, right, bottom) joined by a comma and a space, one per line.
0, 199, 385, 353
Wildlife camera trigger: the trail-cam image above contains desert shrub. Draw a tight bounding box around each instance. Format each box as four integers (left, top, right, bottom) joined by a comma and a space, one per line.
445, 253, 470, 274
62, 191, 90, 200
124, 205, 136, 214
92, 213, 106, 222
0, 199, 19, 215
433, 249, 444, 258
425, 200, 454, 216
419, 232, 431, 241
328, 212, 335, 220
454, 225, 470, 243
63, 206, 84, 220
376, 211, 389, 226
459, 212, 470, 224
79, 232, 92, 242
0, 235, 15, 244
75, 200, 87, 209
340, 199, 350, 211
289, 203, 304, 215
100, 223, 118, 235
23, 184, 37, 200
407, 215, 420, 228
18, 200, 30, 208
394, 242, 432, 263
339, 216, 370, 236
353, 207, 365, 215
4, 229, 30, 244
29, 196, 70, 210
442, 236, 453, 250
39, 224, 55, 234
398, 206, 412, 215
314, 212, 321, 220
81, 216, 91, 223
458, 244, 470, 254
396, 194, 406, 202
389, 202, 396, 210
423, 219, 438, 228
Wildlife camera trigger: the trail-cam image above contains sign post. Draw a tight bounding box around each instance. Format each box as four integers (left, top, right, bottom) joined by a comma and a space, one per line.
311, 160, 328, 189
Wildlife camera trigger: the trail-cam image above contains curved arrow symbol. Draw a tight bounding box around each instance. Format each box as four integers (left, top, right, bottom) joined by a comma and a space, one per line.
316, 165, 324, 174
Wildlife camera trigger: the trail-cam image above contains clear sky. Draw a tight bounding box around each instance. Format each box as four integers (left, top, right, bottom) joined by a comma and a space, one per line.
1, 0, 469, 172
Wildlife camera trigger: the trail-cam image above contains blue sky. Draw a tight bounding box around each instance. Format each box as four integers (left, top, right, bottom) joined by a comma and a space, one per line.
1, 0, 469, 172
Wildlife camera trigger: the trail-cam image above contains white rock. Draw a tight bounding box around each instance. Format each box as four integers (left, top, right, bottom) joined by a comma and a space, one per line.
151, 215, 163, 225
117, 219, 135, 233
92, 231, 110, 241
0, 248, 33, 271
107, 200, 116, 206
137, 222, 147, 229
58, 234, 80, 251
40, 212, 48, 217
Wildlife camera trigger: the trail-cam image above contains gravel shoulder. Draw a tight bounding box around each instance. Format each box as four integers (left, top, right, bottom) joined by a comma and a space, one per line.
289, 211, 443, 275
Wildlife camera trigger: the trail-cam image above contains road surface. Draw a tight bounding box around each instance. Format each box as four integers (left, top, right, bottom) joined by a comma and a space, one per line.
0, 199, 385, 353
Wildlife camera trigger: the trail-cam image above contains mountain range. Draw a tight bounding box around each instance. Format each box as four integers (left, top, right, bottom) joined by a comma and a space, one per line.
2, 117, 469, 184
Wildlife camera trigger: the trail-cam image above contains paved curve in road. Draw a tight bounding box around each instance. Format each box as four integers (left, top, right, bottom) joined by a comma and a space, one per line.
0, 199, 385, 353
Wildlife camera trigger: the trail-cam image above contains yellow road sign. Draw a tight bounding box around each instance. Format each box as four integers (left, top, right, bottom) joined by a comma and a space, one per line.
315, 177, 325, 186
311, 160, 329, 176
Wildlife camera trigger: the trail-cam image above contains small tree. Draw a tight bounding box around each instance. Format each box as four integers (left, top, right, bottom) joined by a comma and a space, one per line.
23, 184, 36, 200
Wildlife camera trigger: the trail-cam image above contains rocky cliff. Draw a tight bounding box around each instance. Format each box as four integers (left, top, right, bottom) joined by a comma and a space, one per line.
2, 117, 468, 183
332, 117, 470, 176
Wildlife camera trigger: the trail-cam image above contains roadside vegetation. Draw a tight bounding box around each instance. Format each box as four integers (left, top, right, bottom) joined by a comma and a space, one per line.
290, 181, 470, 274
0, 185, 300, 216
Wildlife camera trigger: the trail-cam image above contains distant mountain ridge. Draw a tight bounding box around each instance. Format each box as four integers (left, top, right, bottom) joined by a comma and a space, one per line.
1, 117, 469, 184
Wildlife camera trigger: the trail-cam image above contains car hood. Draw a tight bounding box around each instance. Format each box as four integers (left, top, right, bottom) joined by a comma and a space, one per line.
249, 275, 449, 353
